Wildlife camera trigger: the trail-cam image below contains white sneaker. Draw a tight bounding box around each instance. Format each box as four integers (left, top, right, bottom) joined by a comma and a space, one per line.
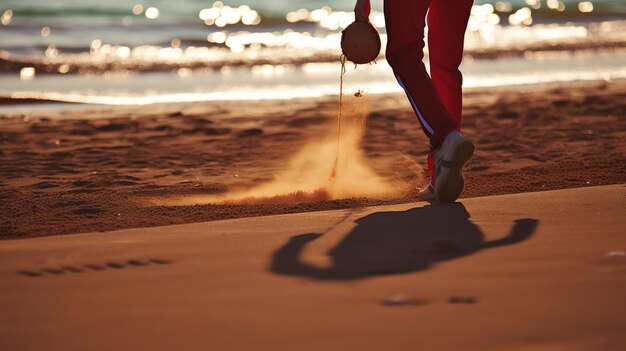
418, 182, 435, 201
433, 130, 474, 203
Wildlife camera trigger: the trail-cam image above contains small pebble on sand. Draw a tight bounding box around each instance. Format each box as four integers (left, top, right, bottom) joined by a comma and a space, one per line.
448, 296, 477, 304
382, 295, 427, 307
605, 251, 626, 257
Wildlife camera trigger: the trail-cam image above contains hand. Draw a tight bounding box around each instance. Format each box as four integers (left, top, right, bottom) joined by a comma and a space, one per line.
354, 0, 371, 23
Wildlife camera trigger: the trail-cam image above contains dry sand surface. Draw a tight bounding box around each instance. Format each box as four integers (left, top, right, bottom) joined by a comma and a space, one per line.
1, 185, 625, 350
1, 80, 625, 239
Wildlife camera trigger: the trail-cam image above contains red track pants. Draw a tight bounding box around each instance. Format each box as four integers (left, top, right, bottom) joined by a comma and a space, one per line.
383, 0, 473, 184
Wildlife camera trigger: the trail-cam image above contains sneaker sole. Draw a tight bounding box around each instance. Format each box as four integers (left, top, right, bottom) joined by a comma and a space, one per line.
435, 139, 474, 203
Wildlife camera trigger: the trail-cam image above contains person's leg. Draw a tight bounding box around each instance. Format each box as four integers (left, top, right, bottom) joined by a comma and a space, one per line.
384, 0, 458, 153
427, 0, 473, 125
425, 0, 473, 185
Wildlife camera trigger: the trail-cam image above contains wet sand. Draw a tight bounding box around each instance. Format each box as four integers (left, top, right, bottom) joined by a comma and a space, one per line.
0, 80, 625, 239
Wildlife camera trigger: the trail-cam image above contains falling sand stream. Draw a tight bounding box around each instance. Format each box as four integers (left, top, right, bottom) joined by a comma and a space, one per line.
160, 56, 415, 206
328, 54, 348, 185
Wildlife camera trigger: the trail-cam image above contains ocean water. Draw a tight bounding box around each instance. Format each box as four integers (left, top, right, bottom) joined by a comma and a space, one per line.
1, 0, 625, 53
1, 0, 625, 107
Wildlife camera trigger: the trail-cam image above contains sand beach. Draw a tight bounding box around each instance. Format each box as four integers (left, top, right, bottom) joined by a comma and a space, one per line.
1, 80, 625, 239
1, 1, 626, 349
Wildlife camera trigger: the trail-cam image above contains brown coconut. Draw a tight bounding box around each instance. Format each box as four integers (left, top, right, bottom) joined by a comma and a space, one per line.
340, 21, 381, 64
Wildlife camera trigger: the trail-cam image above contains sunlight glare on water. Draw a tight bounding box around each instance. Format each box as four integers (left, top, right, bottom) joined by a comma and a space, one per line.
0, 0, 625, 107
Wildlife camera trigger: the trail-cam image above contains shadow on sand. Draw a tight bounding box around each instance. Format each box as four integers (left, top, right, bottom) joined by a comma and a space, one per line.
270, 203, 538, 280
